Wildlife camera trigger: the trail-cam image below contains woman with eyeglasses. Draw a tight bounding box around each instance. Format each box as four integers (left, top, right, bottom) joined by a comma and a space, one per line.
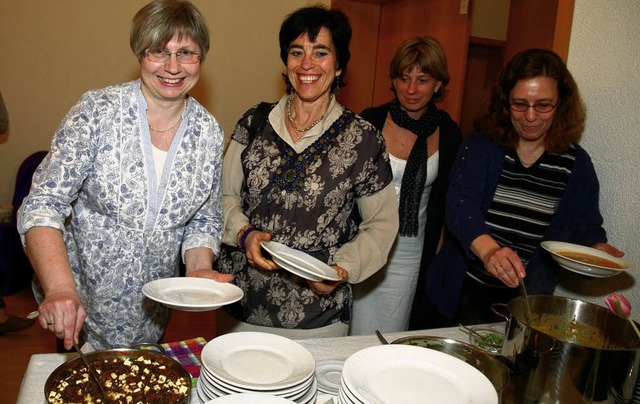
17, 0, 232, 350
422, 48, 624, 327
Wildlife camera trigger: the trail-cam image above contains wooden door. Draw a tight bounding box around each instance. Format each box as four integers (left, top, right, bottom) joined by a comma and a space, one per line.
504, 0, 574, 63
333, 0, 574, 124
459, 0, 575, 135
332, 0, 472, 121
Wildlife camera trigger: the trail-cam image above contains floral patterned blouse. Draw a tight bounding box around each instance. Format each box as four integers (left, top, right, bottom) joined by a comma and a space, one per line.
217, 98, 393, 329
18, 80, 224, 349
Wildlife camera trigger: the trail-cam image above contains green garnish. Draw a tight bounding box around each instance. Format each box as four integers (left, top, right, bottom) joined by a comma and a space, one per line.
477, 333, 504, 349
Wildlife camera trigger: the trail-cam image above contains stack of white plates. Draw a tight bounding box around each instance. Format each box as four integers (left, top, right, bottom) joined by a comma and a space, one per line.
195, 332, 317, 404
202, 393, 297, 403
337, 345, 498, 404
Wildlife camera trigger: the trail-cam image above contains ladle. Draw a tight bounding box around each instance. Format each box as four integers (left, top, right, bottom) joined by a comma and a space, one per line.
518, 277, 532, 322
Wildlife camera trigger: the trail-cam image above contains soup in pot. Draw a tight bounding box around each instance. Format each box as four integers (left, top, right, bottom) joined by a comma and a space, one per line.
530, 314, 625, 350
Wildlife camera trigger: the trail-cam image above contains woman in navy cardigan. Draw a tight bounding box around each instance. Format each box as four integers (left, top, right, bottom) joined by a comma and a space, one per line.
424, 49, 624, 327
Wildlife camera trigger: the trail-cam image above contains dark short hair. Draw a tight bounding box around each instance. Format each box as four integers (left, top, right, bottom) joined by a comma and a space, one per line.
476, 48, 585, 153
389, 36, 450, 103
279, 6, 352, 93
130, 0, 210, 63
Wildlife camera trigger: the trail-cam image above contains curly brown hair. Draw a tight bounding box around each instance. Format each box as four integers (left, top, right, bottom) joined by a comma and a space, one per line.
475, 49, 585, 153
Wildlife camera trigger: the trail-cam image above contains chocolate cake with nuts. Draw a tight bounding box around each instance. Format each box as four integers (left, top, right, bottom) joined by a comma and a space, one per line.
46, 352, 190, 404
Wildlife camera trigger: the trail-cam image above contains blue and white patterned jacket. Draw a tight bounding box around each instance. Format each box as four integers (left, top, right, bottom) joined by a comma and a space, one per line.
18, 80, 224, 349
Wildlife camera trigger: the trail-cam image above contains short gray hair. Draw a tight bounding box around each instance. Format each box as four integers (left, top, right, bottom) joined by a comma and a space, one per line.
130, 0, 210, 63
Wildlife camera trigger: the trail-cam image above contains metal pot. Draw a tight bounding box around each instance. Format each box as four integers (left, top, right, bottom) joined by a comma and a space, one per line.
392, 335, 510, 402
495, 295, 640, 404
45, 348, 191, 403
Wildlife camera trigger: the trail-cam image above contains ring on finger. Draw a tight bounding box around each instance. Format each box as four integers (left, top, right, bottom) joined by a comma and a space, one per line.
47, 321, 55, 325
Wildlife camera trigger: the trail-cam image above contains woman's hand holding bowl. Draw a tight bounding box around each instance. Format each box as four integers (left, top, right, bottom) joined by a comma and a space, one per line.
307, 265, 348, 295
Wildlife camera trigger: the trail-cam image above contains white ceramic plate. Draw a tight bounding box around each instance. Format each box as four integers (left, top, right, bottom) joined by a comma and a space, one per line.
199, 374, 227, 399
541, 241, 634, 278
201, 332, 316, 390
261, 241, 341, 281
315, 359, 344, 395
285, 377, 317, 403
202, 366, 314, 397
272, 256, 322, 282
294, 378, 317, 404
341, 345, 498, 404
142, 277, 243, 312
340, 378, 365, 404
198, 375, 220, 402
203, 393, 295, 403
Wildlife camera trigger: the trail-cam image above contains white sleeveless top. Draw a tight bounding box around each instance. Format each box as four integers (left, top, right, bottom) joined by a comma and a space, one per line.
349, 151, 441, 336
390, 151, 439, 241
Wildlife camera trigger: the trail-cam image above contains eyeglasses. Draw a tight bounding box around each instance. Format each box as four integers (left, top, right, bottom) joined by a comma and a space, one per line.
509, 101, 557, 113
145, 48, 200, 64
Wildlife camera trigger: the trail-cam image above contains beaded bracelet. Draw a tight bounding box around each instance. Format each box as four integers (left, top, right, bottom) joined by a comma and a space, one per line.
237, 224, 256, 252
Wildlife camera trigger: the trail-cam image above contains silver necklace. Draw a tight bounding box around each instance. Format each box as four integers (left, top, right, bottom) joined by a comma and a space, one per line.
149, 98, 187, 133
286, 94, 328, 133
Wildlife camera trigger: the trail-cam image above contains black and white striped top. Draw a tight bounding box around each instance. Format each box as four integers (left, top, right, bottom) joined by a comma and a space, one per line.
468, 145, 576, 287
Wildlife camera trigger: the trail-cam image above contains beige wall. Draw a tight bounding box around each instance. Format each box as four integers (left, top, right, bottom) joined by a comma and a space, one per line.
555, 0, 640, 320
0, 0, 328, 204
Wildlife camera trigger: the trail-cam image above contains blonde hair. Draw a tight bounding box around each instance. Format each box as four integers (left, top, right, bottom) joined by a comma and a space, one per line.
389, 36, 450, 102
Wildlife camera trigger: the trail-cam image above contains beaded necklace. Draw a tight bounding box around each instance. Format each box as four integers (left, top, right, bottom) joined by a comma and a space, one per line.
149, 98, 187, 133
286, 94, 329, 133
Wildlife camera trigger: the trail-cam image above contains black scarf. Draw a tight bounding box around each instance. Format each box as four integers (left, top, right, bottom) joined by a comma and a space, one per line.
389, 98, 446, 236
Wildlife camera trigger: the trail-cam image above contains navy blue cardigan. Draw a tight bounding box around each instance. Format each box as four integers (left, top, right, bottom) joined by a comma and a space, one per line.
426, 131, 608, 318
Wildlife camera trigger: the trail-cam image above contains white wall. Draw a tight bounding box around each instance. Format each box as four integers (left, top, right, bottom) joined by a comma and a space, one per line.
555, 0, 640, 321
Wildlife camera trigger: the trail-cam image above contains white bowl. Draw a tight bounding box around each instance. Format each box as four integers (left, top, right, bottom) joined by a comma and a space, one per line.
541, 241, 634, 278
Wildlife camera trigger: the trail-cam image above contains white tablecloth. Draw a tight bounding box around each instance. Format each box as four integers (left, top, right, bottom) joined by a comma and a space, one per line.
17, 326, 473, 403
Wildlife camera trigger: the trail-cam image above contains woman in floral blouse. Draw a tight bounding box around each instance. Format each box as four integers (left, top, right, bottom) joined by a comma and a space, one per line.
216, 6, 399, 338
18, 0, 232, 350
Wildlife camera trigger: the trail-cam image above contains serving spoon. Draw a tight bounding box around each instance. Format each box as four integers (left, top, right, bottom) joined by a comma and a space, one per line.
519, 278, 532, 322
458, 323, 484, 339
27, 311, 111, 402
73, 342, 111, 403
375, 329, 390, 345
